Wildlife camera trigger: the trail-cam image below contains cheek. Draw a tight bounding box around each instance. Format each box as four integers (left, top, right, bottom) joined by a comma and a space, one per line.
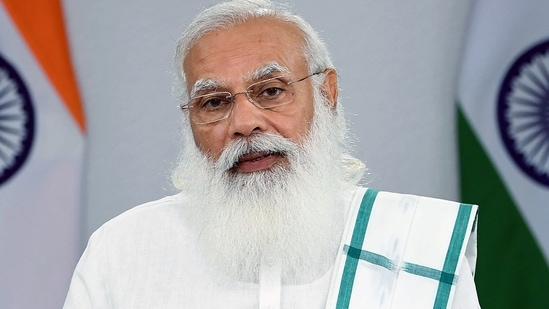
191, 125, 227, 159
290, 90, 316, 140
277, 104, 315, 142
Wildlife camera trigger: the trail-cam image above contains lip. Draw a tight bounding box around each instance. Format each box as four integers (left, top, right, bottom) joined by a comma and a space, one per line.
233, 151, 281, 173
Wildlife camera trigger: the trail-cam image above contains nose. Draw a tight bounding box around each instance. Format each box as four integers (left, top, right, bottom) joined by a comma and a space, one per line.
228, 91, 267, 137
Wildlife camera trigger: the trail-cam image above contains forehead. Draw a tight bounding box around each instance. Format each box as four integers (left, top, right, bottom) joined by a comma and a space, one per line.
182, 17, 308, 89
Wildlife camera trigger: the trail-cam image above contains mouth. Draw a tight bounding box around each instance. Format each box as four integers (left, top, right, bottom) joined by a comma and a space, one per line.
232, 151, 284, 173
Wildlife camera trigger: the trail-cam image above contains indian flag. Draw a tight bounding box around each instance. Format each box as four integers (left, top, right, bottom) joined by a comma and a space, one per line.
458, 0, 549, 307
0, 1, 85, 308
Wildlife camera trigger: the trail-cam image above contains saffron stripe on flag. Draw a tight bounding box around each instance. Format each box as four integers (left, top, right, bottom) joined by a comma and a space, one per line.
1, 0, 85, 132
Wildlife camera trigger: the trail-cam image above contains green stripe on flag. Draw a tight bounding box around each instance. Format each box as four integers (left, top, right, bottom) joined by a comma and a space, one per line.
458, 106, 549, 308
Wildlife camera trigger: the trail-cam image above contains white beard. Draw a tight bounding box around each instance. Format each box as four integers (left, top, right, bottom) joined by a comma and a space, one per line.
173, 92, 355, 284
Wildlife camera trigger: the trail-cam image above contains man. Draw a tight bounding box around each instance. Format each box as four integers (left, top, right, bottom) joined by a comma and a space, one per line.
64, 0, 480, 308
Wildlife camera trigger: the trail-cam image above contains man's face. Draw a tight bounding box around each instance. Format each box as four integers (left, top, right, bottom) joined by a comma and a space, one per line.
183, 18, 320, 173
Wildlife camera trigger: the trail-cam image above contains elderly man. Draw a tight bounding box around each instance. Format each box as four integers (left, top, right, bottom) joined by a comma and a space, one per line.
64, 0, 479, 308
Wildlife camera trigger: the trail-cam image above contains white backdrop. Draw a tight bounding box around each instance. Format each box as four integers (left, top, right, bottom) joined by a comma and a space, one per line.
62, 0, 473, 242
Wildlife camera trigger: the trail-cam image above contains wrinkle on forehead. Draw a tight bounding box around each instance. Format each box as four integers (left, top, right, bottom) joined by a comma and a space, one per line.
189, 61, 291, 98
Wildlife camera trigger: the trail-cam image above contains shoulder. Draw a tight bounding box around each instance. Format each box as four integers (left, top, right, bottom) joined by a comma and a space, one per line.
92, 193, 191, 242
107, 193, 186, 223
350, 187, 478, 214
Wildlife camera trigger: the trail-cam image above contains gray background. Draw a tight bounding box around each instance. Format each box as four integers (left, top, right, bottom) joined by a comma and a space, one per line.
62, 0, 473, 242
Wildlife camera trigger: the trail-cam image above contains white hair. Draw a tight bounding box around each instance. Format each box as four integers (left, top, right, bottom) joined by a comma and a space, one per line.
173, 0, 334, 103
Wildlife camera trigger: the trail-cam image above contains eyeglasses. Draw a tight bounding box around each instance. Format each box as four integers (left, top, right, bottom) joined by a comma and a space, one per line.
180, 71, 324, 124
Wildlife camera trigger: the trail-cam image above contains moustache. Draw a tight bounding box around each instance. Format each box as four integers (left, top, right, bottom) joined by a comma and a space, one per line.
215, 133, 300, 171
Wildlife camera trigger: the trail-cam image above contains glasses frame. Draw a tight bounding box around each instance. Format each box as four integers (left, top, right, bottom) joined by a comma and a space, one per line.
180, 70, 325, 124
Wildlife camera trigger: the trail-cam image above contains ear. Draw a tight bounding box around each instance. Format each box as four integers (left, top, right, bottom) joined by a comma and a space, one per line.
321, 69, 338, 109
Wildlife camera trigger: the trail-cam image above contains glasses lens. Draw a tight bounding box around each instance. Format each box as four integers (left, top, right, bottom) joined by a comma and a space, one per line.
186, 76, 302, 124
248, 78, 294, 108
190, 92, 232, 124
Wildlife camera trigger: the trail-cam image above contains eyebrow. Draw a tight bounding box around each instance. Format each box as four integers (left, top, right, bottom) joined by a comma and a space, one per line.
190, 79, 222, 98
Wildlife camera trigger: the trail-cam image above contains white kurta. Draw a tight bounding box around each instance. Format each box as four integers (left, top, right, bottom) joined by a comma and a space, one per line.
63, 188, 480, 308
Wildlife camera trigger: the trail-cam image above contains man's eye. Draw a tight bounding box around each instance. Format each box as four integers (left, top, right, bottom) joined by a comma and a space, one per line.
200, 97, 229, 111
255, 86, 286, 102
262, 87, 283, 97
